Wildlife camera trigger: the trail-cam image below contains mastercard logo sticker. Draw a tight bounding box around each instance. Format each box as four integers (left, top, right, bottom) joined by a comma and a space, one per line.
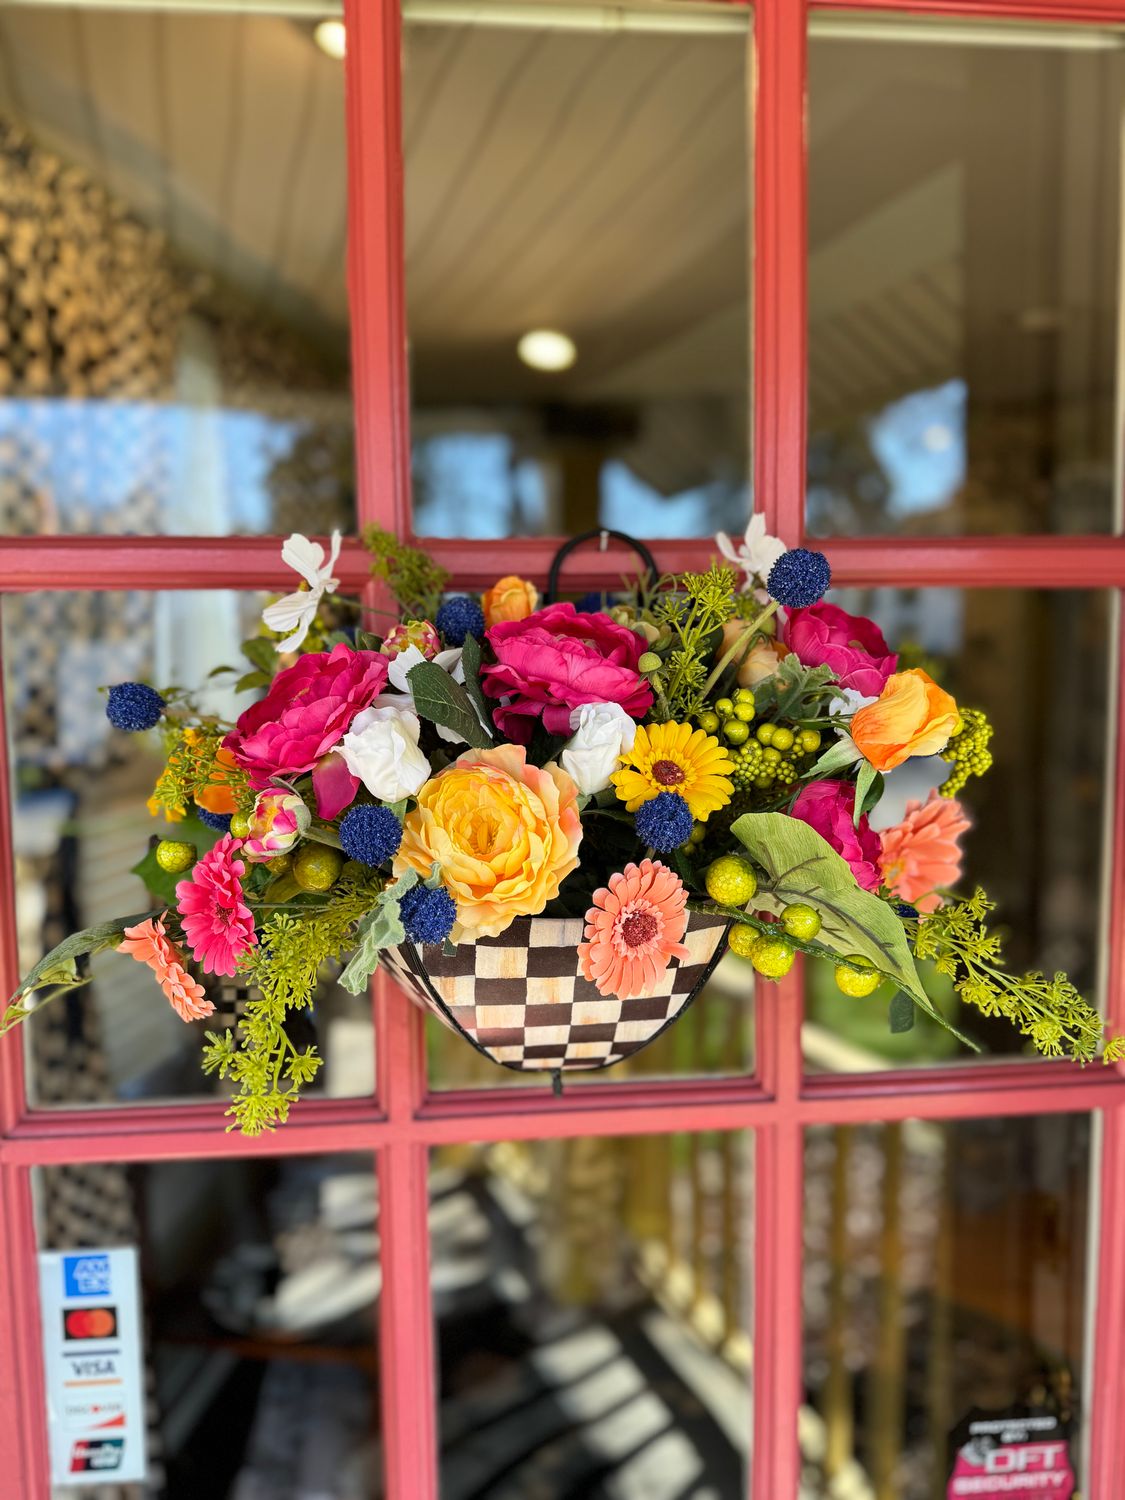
62, 1306, 117, 1341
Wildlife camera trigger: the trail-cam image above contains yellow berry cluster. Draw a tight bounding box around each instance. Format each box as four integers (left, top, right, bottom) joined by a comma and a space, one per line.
940, 706, 993, 797
698, 692, 821, 794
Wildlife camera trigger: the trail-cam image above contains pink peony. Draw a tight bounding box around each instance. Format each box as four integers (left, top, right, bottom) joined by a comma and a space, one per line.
789, 780, 882, 892
782, 603, 897, 697
222, 643, 388, 818
481, 603, 653, 742
176, 836, 258, 978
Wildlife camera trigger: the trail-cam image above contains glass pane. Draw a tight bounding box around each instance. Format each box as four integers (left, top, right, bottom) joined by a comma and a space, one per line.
432, 1131, 751, 1495
0, 7, 352, 535
35, 1153, 378, 1498
806, 20, 1124, 536
803, 587, 1110, 1071
804, 1115, 1091, 1499
404, 7, 752, 540
5, 591, 375, 1110
424, 950, 753, 1090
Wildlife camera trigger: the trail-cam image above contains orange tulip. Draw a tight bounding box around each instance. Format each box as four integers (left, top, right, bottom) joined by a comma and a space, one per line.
482, 575, 539, 627
850, 669, 959, 773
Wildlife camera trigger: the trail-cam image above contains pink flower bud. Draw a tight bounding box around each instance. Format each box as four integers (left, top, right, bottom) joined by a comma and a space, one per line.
243, 788, 311, 861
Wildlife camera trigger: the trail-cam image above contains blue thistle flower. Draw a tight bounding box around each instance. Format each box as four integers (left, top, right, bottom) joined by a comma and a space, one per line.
635, 792, 693, 853
436, 595, 486, 646
339, 804, 402, 867
576, 591, 614, 614
106, 682, 165, 732
895, 902, 920, 920
767, 548, 832, 609
197, 810, 233, 833
400, 885, 457, 946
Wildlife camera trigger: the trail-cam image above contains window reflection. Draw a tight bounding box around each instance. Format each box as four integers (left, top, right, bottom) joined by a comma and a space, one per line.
803, 1116, 1090, 1498
0, 8, 353, 535
433, 1134, 751, 1495
807, 27, 1124, 536
404, 11, 752, 540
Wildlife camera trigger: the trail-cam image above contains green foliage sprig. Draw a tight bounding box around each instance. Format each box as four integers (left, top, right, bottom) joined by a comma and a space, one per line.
911, 888, 1118, 1062
203, 869, 382, 1134
364, 524, 450, 620
654, 565, 739, 720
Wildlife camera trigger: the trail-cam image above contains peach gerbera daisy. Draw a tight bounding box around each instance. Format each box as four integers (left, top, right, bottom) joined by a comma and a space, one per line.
578, 859, 691, 999
879, 789, 971, 913
117, 912, 215, 1023
611, 721, 734, 822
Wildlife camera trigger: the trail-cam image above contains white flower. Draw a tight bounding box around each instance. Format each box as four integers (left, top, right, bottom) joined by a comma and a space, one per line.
560, 702, 637, 795
715, 513, 786, 591
385, 644, 487, 745
262, 531, 343, 652
339, 705, 431, 802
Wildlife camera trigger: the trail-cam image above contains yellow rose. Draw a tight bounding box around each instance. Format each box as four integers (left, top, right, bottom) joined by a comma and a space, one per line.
850, 668, 959, 773
394, 744, 582, 939
482, 575, 540, 627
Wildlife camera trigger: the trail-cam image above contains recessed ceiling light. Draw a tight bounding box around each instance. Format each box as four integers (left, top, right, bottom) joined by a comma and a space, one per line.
314, 19, 346, 59
517, 329, 576, 372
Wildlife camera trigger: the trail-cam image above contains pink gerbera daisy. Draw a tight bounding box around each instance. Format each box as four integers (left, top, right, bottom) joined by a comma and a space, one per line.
175, 835, 257, 977
879, 789, 971, 913
578, 858, 691, 999
117, 912, 215, 1023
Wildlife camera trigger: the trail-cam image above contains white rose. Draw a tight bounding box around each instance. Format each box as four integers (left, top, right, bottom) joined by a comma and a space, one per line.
340, 705, 431, 802
560, 702, 637, 795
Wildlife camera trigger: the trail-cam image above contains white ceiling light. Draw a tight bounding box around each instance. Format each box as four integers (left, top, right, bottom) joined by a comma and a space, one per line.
314, 18, 346, 58
517, 329, 576, 372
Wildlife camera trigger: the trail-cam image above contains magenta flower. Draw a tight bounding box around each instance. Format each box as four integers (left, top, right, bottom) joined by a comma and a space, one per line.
176, 835, 257, 977
782, 603, 897, 698
789, 780, 882, 892
480, 603, 653, 742
222, 643, 389, 819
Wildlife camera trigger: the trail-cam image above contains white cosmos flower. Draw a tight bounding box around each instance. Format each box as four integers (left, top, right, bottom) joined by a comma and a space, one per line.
340, 705, 431, 802
262, 531, 343, 652
828, 687, 880, 720
560, 702, 637, 795
715, 513, 787, 592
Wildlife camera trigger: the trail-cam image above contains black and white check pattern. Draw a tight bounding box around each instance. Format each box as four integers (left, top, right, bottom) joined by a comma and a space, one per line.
382, 913, 729, 1073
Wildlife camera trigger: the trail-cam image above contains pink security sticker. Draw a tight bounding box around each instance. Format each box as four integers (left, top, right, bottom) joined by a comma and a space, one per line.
948, 1409, 1075, 1497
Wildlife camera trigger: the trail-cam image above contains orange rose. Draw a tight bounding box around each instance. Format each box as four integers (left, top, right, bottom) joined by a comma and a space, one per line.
482, 575, 539, 627
851, 669, 959, 773
393, 744, 582, 939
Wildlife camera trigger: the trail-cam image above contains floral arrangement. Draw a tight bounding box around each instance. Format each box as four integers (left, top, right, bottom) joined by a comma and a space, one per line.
6, 518, 1121, 1133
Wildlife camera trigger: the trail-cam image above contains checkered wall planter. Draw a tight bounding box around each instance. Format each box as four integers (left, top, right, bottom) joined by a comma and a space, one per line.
382, 912, 730, 1073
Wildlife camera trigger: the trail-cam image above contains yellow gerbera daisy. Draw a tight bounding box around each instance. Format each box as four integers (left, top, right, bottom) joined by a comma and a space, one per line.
611, 721, 734, 821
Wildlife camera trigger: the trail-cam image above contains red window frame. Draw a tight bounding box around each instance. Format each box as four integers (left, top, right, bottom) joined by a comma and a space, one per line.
2, 0, 1125, 1495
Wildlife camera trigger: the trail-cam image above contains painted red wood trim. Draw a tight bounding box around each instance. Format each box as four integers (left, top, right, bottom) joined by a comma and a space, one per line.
0, 609, 27, 1134
1102, 599, 1125, 1042
0, 1167, 50, 1496
752, 1123, 805, 1497
1088, 1109, 1125, 1498
814, 0, 1125, 17
754, 0, 808, 546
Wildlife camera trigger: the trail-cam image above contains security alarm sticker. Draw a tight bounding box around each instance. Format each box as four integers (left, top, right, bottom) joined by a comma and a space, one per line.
948, 1407, 1076, 1497
39, 1247, 146, 1486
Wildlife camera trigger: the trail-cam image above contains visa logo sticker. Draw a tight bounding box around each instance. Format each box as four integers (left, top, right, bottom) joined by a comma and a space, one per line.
63, 1255, 111, 1299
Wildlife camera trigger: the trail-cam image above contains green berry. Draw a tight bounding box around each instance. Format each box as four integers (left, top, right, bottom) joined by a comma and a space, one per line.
771, 726, 795, 752
266, 852, 293, 876
750, 935, 795, 980
781, 902, 821, 941
728, 923, 758, 959
733, 702, 755, 722
293, 844, 344, 893
689, 822, 708, 845
155, 839, 196, 874
705, 855, 757, 906
798, 729, 822, 753
699, 711, 721, 735
734, 687, 755, 702
763, 746, 781, 764
638, 651, 662, 673
715, 697, 734, 717
834, 955, 881, 997
723, 720, 750, 745
230, 813, 251, 839
756, 723, 776, 745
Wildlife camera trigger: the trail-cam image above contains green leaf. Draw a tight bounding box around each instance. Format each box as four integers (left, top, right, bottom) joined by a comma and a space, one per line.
241, 636, 277, 675
356, 630, 382, 652
854, 760, 878, 826
459, 634, 492, 728
888, 991, 916, 1034
407, 661, 492, 748
338, 870, 420, 994
235, 669, 271, 695
387, 798, 409, 823
754, 657, 835, 718
6, 910, 162, 1026
808, 737, 863, 779
730, 810, 979, 1050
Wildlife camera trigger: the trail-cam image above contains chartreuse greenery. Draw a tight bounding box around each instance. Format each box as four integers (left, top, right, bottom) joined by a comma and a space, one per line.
3, 517, 1118, 1137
